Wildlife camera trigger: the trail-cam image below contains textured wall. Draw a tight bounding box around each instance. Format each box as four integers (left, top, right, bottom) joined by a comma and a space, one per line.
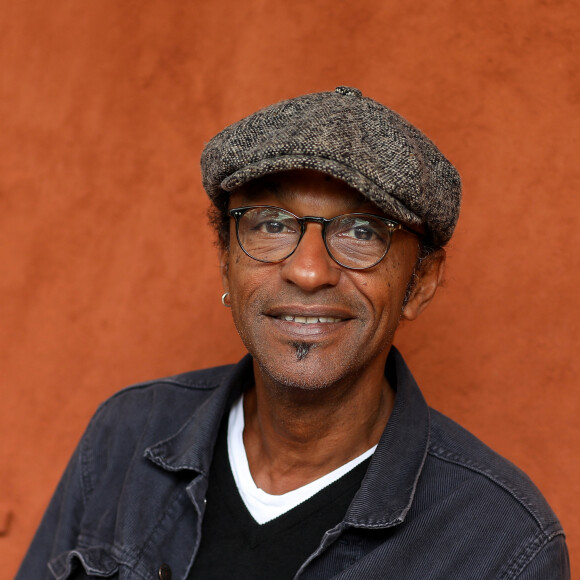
1, 0, 578, 575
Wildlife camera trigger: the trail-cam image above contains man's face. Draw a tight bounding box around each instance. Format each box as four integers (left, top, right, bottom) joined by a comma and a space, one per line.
220, 170, 430, 392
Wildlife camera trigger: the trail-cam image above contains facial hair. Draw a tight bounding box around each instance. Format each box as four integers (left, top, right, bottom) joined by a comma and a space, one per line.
292, 341, 313, 361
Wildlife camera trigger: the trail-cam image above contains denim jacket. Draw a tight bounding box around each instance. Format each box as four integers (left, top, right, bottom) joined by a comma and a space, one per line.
17, 348, 569, 579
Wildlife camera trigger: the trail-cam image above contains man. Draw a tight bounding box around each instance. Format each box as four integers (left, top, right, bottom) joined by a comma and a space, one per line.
18, 87, 569, 579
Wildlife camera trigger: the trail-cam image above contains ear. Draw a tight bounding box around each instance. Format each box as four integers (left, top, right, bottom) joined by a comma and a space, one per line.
401, 249, 446, 321
219, 246, 230, 294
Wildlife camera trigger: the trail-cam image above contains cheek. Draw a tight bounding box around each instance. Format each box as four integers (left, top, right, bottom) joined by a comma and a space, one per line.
364, 262, 415, 322
386, 241, 419, 287
227, 255, 270, 307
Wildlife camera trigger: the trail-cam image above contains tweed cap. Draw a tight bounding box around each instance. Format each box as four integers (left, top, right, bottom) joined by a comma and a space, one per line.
201, 86, 461, 246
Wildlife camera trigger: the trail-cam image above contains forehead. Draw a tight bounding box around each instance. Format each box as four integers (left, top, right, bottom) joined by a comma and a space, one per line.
230, 169, 385, 217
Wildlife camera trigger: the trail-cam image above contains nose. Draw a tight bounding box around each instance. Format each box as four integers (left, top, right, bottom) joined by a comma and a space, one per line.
280, 223, 341, 291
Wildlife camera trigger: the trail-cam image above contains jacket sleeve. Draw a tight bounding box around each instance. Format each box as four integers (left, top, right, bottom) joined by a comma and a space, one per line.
15, 424, 94, 579
515, 534, 570, 580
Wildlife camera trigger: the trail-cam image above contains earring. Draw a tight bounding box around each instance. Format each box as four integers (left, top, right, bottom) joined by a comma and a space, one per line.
221, 292, 231, 307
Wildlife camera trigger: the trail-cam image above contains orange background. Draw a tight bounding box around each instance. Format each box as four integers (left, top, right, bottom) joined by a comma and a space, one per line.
1, 0, 578, 576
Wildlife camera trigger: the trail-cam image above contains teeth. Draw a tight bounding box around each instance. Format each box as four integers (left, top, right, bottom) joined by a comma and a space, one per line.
279, 315, 341, 324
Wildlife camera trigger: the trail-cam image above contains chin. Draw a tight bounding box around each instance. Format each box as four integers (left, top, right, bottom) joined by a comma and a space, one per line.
253, 344, 361, 392
259, 365, 336, 391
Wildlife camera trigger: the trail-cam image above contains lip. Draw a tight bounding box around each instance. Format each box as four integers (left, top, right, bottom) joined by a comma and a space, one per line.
266, 304, 354, 320
264, 305, 355, 338
277, 314, 343, 324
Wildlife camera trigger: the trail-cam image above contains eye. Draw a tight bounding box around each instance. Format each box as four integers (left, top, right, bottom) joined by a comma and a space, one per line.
333, 217, 383, 242
258, 220, 293, 234
349, 225, 376, 241
244, 209, 298, 236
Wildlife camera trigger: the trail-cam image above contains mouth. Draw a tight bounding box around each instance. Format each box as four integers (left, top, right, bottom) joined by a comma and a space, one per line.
263, 306, 356, 341
277, 315, 343, 324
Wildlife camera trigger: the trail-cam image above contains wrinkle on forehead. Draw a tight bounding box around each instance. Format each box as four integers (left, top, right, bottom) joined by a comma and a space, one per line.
233, 169, 382, 217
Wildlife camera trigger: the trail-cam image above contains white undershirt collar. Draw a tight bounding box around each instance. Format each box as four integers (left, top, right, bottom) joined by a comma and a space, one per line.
227, 394, 377, 524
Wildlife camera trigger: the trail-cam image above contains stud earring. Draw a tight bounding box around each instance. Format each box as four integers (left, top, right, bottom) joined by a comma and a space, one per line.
221, 292, 231, 307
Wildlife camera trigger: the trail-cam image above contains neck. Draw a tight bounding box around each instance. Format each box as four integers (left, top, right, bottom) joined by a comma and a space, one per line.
242, 360, 395, 495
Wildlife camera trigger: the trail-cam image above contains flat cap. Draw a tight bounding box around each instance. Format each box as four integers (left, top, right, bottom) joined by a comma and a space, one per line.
201, 86, 461, 246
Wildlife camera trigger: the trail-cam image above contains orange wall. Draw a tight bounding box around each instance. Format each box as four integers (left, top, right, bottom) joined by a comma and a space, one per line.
1, 0, 578, 575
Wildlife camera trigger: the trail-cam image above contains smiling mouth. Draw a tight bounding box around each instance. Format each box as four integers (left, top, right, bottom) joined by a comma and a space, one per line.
277, 315, 343, 324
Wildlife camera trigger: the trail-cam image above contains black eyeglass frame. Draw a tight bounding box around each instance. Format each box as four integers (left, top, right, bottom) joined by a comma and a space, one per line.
228, 205, 422, 270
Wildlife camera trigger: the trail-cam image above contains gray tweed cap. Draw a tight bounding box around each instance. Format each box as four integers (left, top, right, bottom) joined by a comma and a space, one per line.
201, 86, 461, 246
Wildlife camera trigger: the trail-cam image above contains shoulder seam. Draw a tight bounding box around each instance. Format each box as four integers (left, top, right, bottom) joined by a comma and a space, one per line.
101, 375, 223, 402
501, 530, 567, 579
427, 446, 557, 535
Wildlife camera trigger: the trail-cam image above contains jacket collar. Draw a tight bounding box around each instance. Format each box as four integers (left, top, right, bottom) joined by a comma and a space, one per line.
145, 347, 430, 529
144, 355, 254, 474
343, 347, 430, 528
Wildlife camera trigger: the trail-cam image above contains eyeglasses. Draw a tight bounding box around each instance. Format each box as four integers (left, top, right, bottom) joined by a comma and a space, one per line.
228, 206, 420, 270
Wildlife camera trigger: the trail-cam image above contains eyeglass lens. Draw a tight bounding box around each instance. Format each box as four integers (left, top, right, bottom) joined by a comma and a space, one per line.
235, 207, 394, 269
